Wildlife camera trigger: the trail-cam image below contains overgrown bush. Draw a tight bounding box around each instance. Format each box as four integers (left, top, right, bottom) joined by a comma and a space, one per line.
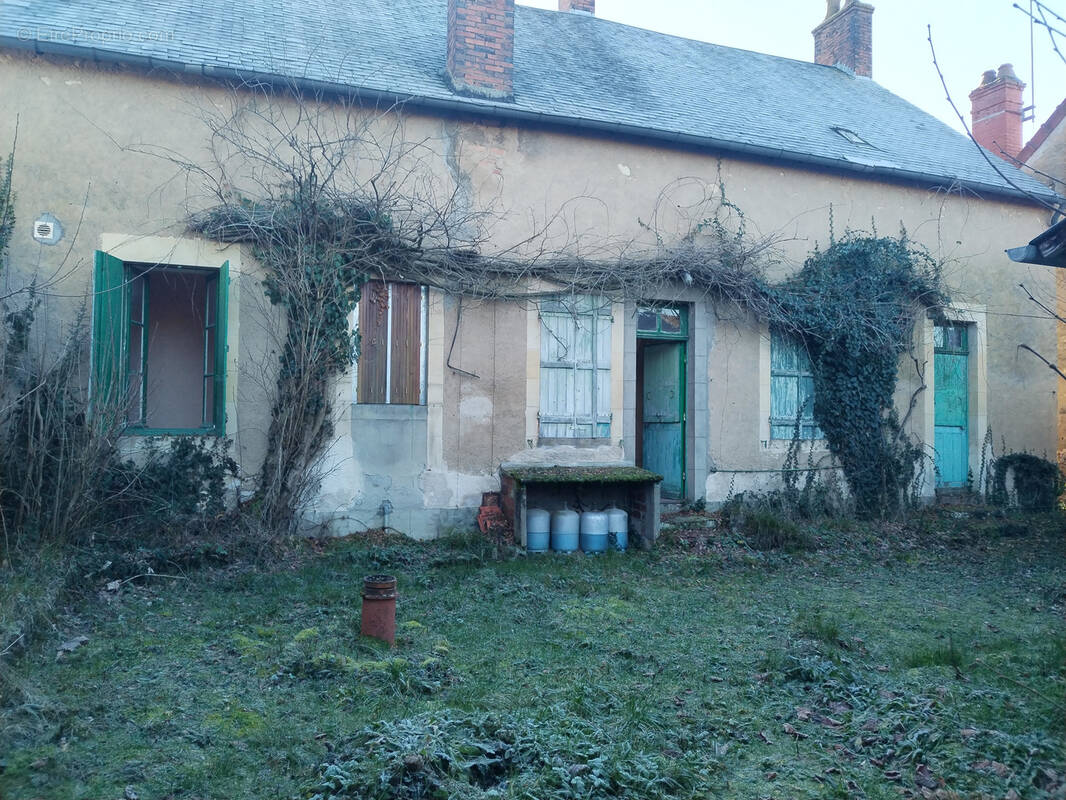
304, 710, 718, 800
989, 453, 1063, 511
738, 508, 814, 552
104, 437, 238, 537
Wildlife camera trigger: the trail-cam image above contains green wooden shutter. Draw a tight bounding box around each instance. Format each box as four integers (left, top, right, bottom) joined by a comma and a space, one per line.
213, 260, 229, 434
91, 251, 126, 413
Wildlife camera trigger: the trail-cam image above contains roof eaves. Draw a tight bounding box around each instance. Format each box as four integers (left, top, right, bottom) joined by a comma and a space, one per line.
1, 34, 1060, 208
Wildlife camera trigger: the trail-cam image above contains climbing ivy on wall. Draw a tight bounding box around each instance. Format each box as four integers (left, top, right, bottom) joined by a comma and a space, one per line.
776, 233, 946, 515
191, 190, 407, 530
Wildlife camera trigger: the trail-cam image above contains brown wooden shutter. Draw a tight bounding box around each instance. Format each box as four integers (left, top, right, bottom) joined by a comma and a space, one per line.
389, 283, 422, 404
357, 282, 389, 403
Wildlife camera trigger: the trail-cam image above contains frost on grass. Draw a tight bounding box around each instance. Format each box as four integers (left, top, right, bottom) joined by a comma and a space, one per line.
304, 711, 720, 800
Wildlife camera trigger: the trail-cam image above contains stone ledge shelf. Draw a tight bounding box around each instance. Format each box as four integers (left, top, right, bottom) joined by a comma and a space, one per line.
499, 463, 663, 550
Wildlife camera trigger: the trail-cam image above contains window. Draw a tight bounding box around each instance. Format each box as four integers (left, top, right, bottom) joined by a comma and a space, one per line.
770, 329, 821, 440
92, 251, 228, 434
636, 305, 687, 338
354, 281, 426, 405
539, 295, 611, 438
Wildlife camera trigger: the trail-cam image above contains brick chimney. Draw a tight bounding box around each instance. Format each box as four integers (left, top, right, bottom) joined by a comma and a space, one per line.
813, 0, 874, 78
969, 64, 1026, 159
559, 0, 595, 12
447, 0, 515, 100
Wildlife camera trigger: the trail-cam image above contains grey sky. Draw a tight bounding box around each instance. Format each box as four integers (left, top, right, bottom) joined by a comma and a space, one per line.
519, 0, 1066, 141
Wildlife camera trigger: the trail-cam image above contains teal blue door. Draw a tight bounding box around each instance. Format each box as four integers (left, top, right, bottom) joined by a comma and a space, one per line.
934, 324, 969, 488
642, 341, 685, 497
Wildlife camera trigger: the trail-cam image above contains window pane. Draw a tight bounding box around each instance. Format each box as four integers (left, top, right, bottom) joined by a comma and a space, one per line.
205, 278, 217, 327
637, 309, 657, 331
203, 376, 215, 426
204, 325, 216, 375
660, 308, 681, 333
130, 275, 145, 324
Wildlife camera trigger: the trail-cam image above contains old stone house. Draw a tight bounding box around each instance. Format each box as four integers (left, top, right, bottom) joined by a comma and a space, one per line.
0, 0, 1060, 540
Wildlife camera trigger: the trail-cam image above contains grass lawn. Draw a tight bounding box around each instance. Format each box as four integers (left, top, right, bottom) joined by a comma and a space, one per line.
1, 511, 1063, 799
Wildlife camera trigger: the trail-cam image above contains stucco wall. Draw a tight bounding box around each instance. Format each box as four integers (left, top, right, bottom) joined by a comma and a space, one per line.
1, 50, 1058, 534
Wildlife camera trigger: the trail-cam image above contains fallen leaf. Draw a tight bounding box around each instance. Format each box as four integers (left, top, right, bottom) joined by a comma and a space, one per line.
914, 764, 938, 789
106, 579, 121, 592
764, 771, 778, 780
959, 728, 979, 738
970, 760, 1010, 777
862, 718, 881, 731
883, 769, 902, 781
828, 701, 851, 715
795, 706, 813, 721
1034, 767, 1060, 790
783, 723, 808, 739
758, 730, 773, 745
55, 635, 89, 661
124, 788, 139, 800
815, 714, 843, 727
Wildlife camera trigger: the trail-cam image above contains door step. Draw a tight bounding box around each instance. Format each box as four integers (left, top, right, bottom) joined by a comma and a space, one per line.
935, 488, 975, 506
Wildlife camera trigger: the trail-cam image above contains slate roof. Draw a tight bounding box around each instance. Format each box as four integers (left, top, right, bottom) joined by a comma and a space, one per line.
0, 0, 1058, 203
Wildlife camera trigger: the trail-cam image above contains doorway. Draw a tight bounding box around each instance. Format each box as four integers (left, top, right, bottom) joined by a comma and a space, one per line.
635, 306, 687, 499
934, 323, 969, 488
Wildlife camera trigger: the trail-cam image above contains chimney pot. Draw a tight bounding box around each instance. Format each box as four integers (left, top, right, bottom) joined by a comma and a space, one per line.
997, 63, 1020, 81
813, 1, 874, 78
559, 0, 595, 12
969, 65, 1027, 159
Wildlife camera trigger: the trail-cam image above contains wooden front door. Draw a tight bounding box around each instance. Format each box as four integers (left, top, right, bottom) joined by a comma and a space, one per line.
641, 340, 686, 497
934, 324, 969, 488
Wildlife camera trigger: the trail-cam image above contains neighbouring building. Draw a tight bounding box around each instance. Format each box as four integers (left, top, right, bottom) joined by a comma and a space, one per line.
0, 0, 1061, 540
1000, 92, 1066, 461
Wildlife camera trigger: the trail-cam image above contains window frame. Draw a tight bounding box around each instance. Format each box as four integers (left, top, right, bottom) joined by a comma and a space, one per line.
91, 251, 229, 436
538, 295, 612, 440
351, 281, 428, 406
769, 328, 822, 441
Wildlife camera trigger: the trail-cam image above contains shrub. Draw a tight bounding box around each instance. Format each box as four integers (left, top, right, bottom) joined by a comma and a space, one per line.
989, 453, 1063, 511
739, 509, 814, 552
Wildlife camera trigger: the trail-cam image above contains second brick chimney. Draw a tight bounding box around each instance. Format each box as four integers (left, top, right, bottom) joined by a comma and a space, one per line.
559, 0, 595, 12
813, 0, 874, 78
447, 0, 515, 100
969, 64, 1026, 159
